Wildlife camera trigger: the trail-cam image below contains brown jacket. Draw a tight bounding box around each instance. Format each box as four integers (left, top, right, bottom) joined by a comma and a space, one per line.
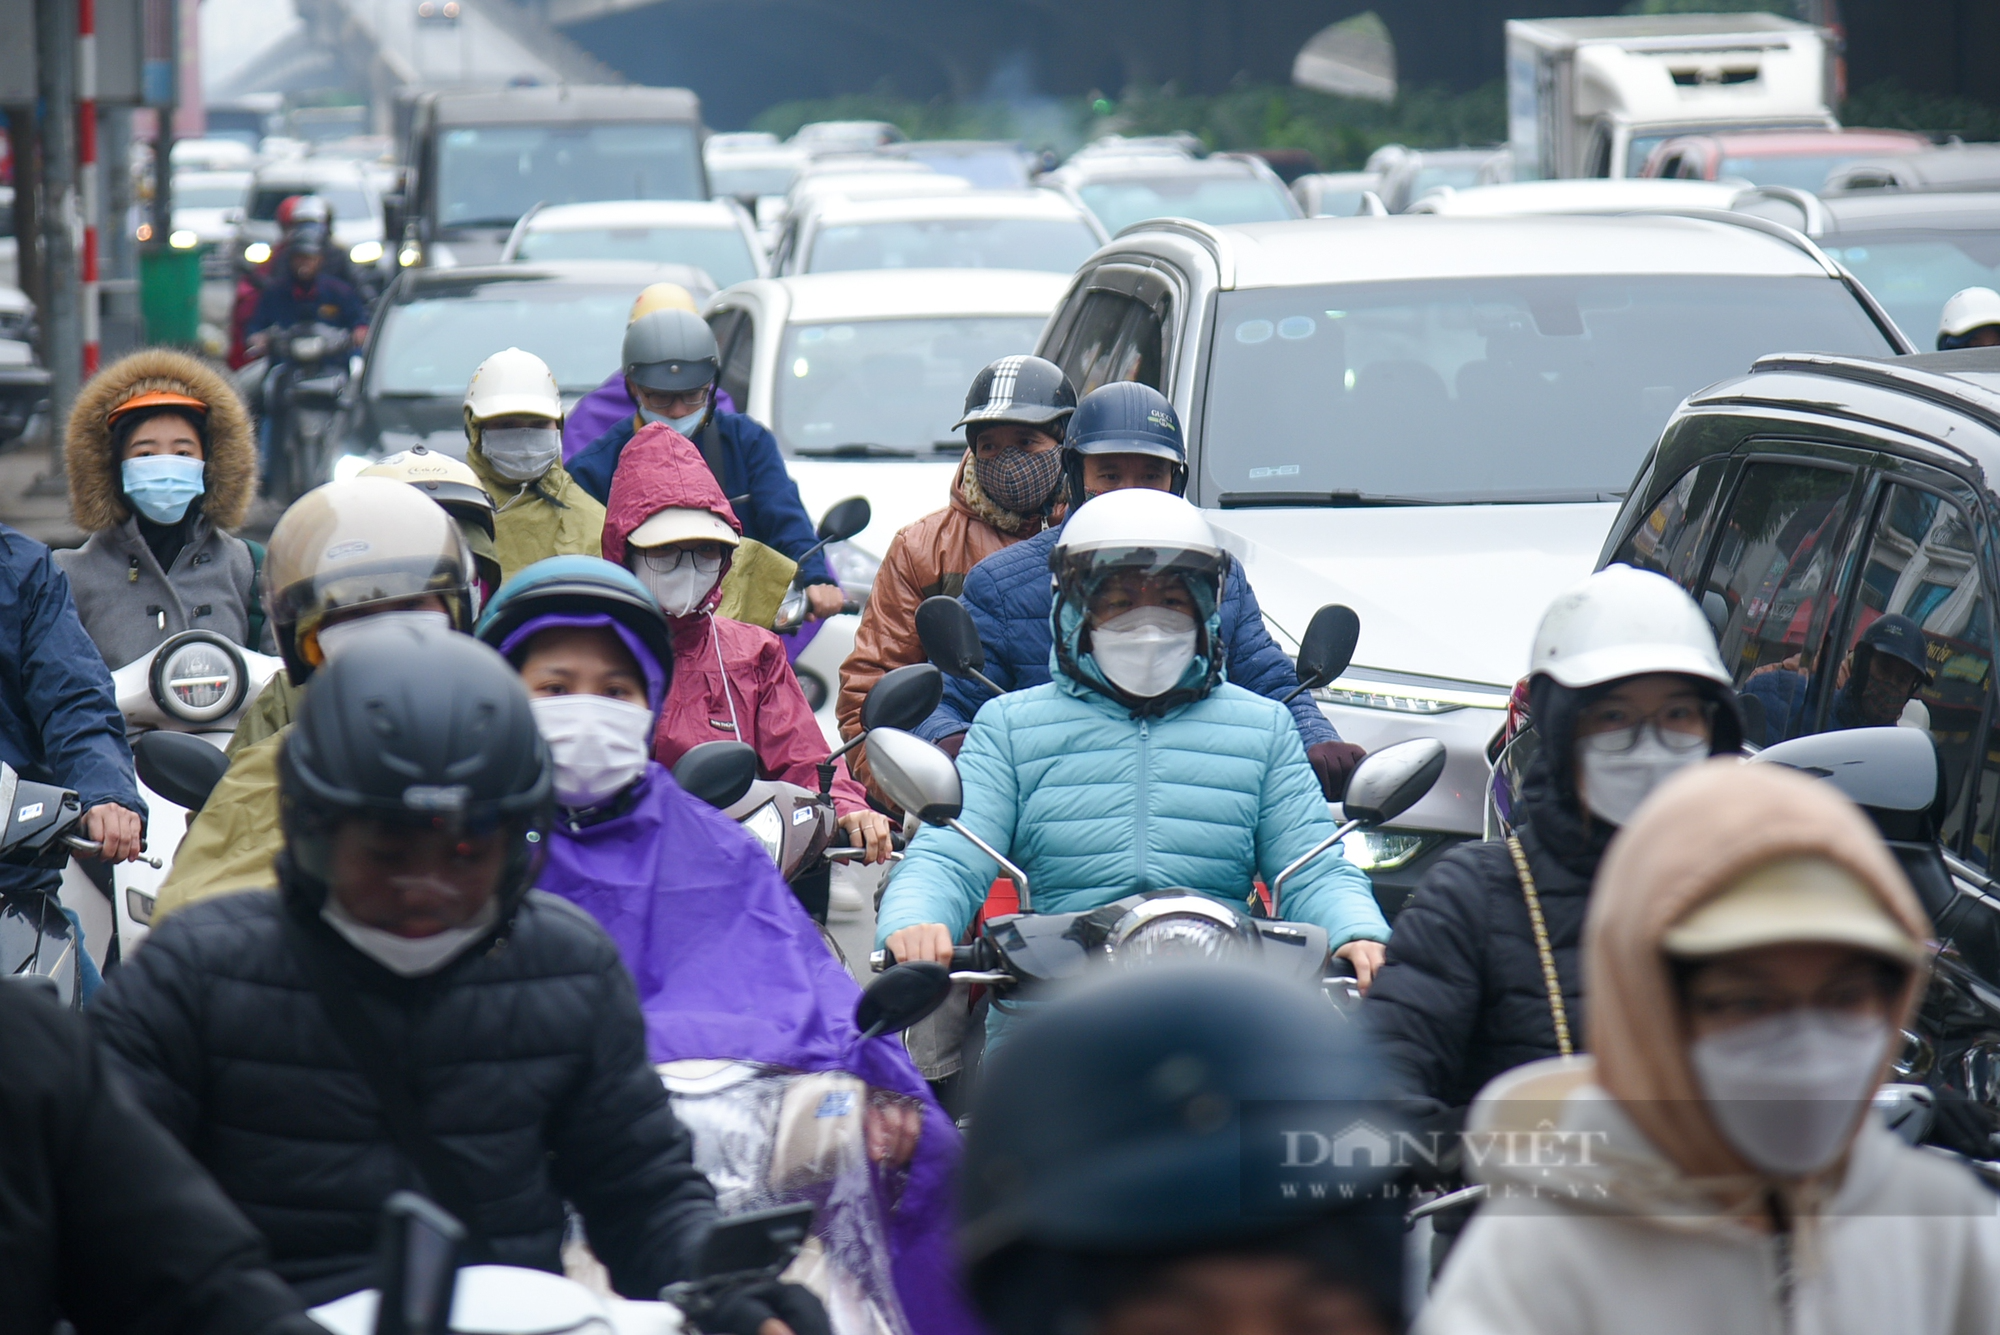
837, 455, 1059, 793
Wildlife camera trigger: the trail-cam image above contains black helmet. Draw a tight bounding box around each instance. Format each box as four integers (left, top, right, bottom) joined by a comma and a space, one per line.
961, 965, 1403, 1334
278, 621, 552, 914
1060, 381, 1187, 507
954, 355, 1078, 444
1857, 613, 1933, 681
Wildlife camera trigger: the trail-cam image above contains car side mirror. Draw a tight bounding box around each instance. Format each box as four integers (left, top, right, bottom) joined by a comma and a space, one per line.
855, 961, 951, 1039
672, 741, 760, 810
862, 663, 943, 733
864, 727, 962, 824
1341, 738, 1447, 827
816, 495, 871, 545
917, 595, 984, 678
133, 731, 232, 813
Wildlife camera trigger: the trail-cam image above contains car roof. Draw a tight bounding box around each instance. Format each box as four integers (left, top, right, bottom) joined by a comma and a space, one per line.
1826, 144, 2000, 192
521, 200, 741, 230
748, 269, 1071, 321
398, 261, 670, 297
1661, 128, 1931, 155
1819, 190, 2000, 232
1408, 178, 1744, 215
173, 169, 252, 184
428, 85, 700, 125
1128, 215, 1837, 288
1053, 156, 1264, 184
804, 191, 1089, 225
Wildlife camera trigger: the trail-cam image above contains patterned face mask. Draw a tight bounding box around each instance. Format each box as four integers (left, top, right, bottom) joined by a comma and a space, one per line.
974, 444, 1064, 515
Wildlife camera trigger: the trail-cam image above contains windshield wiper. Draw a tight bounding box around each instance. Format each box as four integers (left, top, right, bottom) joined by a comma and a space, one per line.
794, 442, 919, 458
1218, 490, 1446, 508
442, 217, 523, 230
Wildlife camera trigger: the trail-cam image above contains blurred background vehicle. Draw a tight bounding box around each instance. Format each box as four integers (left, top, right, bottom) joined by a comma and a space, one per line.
499, 199, 765, 288
1374, 145, 1510, 211
1403, 176, 1744, 216
886, 140, 1038, 188
781, 191, 1105, 276
1822, 142, 2000, 195
1040, 151, 1301, 234
234, 160, 387, 277
790, 120, 908, 156
167, 170, 253, 273
1641, 127, 1935, 191
1291, 171, 1383, 217
705, 135, 811, 245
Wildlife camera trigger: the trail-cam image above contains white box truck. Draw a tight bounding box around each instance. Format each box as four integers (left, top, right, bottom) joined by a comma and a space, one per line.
1506, 14, 1836, 181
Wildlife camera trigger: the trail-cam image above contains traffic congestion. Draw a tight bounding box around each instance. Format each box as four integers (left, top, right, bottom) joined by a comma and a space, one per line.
5, 4, 2000, 1333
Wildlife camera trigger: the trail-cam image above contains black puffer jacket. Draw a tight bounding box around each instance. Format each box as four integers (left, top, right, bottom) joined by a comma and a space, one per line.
91, 881, 718, 1305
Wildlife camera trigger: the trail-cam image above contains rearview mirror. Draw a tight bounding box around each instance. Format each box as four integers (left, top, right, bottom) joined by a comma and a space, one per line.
694, 1202, 815, 1281
862, 663, 943, 733
864, 727, 962, 824
133, 731, 232, 812
373, 1191, 464, 1335
1293, 604, 1360, 695
816, 496, 871, 545
1341, 738, 1447, 827
916, 596, 984, 678
672, 741, 760, 810
855, 961, 951, 1039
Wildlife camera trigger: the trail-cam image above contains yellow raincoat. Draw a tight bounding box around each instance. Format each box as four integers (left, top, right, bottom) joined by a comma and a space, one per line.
465, 447, 605, 581
150, 729, 285, 921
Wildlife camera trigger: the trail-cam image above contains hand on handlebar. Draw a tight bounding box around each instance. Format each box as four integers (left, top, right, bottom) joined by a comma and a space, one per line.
83, 804, 143, 863
882, 923, 956, 967
837, 809, 895, 864
1333, 940, 1387, 993
805, 584, 847, 620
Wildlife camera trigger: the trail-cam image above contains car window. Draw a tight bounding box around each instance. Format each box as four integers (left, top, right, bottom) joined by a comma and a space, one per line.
370, 284, 632, 396
1610, 458, 1730, 586
711, 308, 754, 413
1053, 290, 1163, 396
435, 124, 703, 228
1075, 175, 1294, 235
249, 185, 372, 222
514, 223, 758, 288
1821, 234, 2000, 350
803, 218, 1100, 275
1716, 462, 1860, 746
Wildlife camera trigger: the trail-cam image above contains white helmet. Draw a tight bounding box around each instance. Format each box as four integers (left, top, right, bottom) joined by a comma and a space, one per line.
464, 347, 562, 425
1054, 487, 1221, 563
1529, 564, 1729, 691
1938, 287, 2000, 345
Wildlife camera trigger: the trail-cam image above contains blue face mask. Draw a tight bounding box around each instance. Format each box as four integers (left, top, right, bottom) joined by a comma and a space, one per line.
121, 455, 206, 525
638, 391, 712, 436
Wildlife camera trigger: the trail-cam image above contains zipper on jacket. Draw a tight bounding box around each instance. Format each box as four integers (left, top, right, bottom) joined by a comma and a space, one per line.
1767, 1190, 1795, 1335
1133, 719, 1150, 885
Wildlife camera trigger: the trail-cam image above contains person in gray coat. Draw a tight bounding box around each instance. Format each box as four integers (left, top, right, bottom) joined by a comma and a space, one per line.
55, 348, 260, 669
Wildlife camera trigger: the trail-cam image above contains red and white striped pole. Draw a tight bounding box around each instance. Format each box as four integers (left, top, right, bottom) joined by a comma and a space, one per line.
78, 0, 100, 375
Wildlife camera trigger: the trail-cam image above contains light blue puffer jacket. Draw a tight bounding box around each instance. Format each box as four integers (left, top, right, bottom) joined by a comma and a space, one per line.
875, 672, 1390, 953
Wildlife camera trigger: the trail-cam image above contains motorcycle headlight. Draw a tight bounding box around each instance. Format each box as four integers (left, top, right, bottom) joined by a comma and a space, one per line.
243, 241, 271, 264
1339, 829, 1440, 872
293, 335, 326, 361
742, 800, 785, 867
349, 240, 384, 265
397, 241, 422, 268
1109, 895, 1256, 967
148, 631, 246, 724
827, 541, 881, 598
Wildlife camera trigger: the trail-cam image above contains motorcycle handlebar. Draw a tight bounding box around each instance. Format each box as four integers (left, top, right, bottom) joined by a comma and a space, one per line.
870, 942, 989, 972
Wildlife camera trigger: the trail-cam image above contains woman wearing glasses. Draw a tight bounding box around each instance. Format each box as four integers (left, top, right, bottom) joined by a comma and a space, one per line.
604, 421, 895, 875
1364, 566, 1744, 1257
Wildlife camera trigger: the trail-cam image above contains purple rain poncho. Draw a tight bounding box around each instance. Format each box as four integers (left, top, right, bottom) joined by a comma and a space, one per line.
536, 764, 975, 1335
562, 371, 738, 461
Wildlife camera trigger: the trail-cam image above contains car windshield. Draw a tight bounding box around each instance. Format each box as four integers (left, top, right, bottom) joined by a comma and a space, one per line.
1076, 174, 1294, 234
514, 223, 758, 286
708, 163, 800, 198
436, 123, 702, 228
250, 185, 372, 221
805, 218, 1099, 274
1820, 233, 2000, 346
370, 283, 632, 397
901, 147, 1031, 188
1720, 152, 1892, 192
774, 316, 1049, 456
175, 182, 247, 208
1202, 275, 1894, 505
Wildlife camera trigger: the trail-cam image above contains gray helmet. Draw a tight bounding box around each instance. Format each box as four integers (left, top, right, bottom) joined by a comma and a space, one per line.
623, 308, 719, 393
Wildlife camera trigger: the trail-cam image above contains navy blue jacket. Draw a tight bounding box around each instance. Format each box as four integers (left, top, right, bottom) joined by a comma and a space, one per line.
0, 527, 144, 894
246, 274, 366, 337
569, 412, 835, 585
916, 522, 1339, 747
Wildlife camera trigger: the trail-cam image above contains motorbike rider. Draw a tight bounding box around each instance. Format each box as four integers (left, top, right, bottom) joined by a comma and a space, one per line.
837, 356, 1070, 801
1741, 612, 1933, 747
879, 489, 1390, 1025
461, 347, 606, 581
963, 964, 1404, 1335
244, 224, 367, 355
55, 348, 261, 668
475, 557, 974, 1335
229, 196, 358, 369
567, 308, 841, 618
1420, 761, 2000, 1334
1937, 286, 2000, 350
1366, 566, 1742, 1154
151, 479, 477, 920
91, 623, 830, 1331
561, 283, 742, 461
916, 381, 1366, 799
0, 976, 323, 1335
601, 422, 892, 895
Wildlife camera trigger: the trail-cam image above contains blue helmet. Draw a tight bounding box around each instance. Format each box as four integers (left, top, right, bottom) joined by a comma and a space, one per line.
474, 555, 675, 708
1060, 381, 1187, 507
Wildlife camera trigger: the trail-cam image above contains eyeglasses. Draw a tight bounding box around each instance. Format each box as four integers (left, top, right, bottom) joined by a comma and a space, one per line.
1575, 700, 1715, 755
637, 385, 712, 415
636, 544, 725, 576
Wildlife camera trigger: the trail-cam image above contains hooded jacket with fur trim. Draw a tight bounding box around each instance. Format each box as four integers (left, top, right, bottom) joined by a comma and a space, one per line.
54, 349, 259, 667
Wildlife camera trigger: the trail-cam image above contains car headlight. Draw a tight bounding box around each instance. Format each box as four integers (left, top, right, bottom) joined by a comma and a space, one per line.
148, 631, 246, 724
349, 240, 384, 264
1339, 829, 1442, 872
243, 241, 271, 264
742, 799, 785, 866
169, 229, 198, 249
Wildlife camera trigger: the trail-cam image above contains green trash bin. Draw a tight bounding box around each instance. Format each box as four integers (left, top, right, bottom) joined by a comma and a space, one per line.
140, 244, 204, 346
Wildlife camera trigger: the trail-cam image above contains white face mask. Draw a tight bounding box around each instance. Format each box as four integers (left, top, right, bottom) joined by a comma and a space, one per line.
635, 554, 721, 618
321, 896, 500, 977
479, 425, 562, 482
1089, 605, 1198, 699
1690, 1008, 1893, 1177
315, 609, 453, 662
1575, 726, 1707, 826
530, 693, 655, 807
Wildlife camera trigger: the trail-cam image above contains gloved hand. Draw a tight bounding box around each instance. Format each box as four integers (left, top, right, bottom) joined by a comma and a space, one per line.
936, 731, 968, 760
706, 1279, 831, 1335
1307, 741, 1368, 800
